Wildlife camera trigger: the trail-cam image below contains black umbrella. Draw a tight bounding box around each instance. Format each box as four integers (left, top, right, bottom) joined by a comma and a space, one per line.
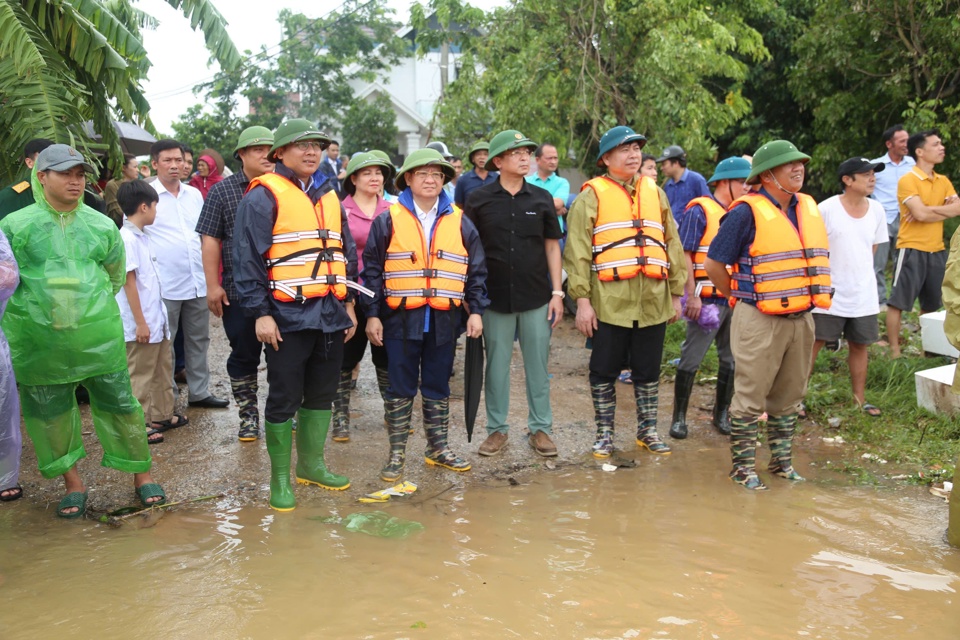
81, 120, 157, 156
463, 335, 484, 442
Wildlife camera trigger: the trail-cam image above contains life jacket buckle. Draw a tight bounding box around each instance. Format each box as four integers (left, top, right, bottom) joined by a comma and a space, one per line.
422, 268, 438, 278
423, 288, 437, 298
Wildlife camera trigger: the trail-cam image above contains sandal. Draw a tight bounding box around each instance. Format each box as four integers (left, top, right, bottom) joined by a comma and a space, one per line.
135, 483, 167, 507
798, 402, 807, 419
861, 403, 882, 418
617, 370, 633, 384
153, 414, 189, 433
145, 427, 164, 445
0, 484, 23, 502
57, 491, 88, 519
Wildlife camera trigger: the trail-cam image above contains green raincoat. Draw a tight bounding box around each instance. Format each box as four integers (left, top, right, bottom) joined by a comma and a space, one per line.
0, 167, 127, 385
941, 227, 960, 547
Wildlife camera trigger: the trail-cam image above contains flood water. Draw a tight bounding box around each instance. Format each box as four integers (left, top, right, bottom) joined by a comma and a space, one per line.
1, 445, 956, 640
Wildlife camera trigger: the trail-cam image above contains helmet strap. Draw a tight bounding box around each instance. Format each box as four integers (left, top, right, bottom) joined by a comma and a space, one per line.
768, 170, 798, 195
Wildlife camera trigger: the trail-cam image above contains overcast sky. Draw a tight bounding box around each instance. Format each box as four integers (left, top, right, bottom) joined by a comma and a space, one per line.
137, 0, 431, 133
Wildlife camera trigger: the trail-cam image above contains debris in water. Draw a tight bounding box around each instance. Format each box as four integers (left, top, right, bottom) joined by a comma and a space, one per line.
861, 453, 887, 464
321, 511, 425, 538
601, 464, 617, 472
358, 481, 417, 503
508, 477, 520, 486
827, 417, 843, 428
822, 435, 845, 444
544, 460, 556, 470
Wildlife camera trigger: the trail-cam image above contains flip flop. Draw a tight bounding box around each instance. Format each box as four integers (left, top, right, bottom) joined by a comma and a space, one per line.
135, 483, 167, 508
153, 414, 189, 433
0, 484, 23, 502
146, 427, 164, 445
617, 370, 633, 384
57, 491, 88, 519
861, 403, 882, 418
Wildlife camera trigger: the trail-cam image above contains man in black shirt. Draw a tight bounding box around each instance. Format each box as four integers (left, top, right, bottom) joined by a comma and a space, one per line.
464, 130, 564, 457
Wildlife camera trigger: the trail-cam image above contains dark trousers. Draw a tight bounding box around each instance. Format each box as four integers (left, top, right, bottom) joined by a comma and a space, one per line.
383, 327, 455, 400
173, 318, 185, 372
341, 303, 388, 371
264, 329, 344, 423
222, 304, 264, 379
589, 320, 667, 385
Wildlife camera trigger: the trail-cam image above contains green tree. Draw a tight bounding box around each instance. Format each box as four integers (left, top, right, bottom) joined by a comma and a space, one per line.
790, 0, 960, 193
340, 93, 400, 156
0, 0, 240, 183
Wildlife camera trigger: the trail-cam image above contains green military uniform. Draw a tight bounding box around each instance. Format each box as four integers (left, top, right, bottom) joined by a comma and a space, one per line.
939, 227, 960, 547
0, 180, 33, 221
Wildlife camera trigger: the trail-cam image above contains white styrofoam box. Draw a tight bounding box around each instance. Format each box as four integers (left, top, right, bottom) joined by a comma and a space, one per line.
919, 310, 960, 358
915, 363, 960, 415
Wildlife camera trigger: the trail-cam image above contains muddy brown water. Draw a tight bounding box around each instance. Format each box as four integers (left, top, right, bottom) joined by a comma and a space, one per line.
0, 319, 957, 638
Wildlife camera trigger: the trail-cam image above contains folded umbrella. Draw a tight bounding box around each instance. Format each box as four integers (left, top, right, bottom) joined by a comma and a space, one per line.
463, 335, 484, 442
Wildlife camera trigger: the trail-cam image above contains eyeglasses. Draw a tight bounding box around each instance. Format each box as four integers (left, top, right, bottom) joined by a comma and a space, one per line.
507, 148, 532, 158
294, 141, 325, 151
413, 171, 445, 181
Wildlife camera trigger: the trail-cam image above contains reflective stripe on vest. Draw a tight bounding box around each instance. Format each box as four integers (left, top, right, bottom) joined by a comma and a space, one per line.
384, 203, 468, 310
686, 196, 729, 299
730, 193, 833, 314
584, 175, 669, 282
249, 172, 348, 302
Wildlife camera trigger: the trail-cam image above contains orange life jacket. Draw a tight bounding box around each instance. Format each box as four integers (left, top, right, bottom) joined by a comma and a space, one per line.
248, 172, 348, 303
686, 196, 729, 300
383, 203, 468, 310
730, 192, 832, 314
583, 175, 669, 282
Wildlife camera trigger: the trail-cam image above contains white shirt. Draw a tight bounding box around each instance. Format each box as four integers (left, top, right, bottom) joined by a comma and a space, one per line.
413, 198, 439, 239
870, 152, 915, 225
116, 222, 170, 343
147, 179, 207, 300
814, 195, 887, 318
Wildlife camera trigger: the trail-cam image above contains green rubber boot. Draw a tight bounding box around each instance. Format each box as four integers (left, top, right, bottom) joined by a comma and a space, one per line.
295, 408, 350, 490
265, 420, 296, 511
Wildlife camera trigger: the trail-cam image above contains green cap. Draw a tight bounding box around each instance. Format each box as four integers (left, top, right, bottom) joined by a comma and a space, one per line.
747, 140, 810, 185
484, 130, 537, 171
596, 126, 647, 166
395, 149, 455, 190
342, 152, 394, 196
269, 119, 332, 162
467, 140, 489, 164
707, 157, 752, 184
233, 126, 274, 160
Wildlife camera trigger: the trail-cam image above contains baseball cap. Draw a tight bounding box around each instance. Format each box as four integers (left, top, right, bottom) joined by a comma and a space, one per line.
35, 144, 95, 173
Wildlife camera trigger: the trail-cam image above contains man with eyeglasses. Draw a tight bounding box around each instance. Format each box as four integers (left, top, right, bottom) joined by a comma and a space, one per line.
464, 130, 564, 458
234, 119, 362, 511
669, 157, 751, 440
564, 126, 686, 459
362, 148, 488, 483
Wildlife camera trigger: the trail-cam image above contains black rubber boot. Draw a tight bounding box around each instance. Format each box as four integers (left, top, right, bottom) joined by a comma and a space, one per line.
713, 365, 734, 436
331, 369, 353, 442
669, 370, 695, 440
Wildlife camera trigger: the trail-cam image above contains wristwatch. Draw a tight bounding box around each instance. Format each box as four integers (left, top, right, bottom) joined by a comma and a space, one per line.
551, 290, 565, 299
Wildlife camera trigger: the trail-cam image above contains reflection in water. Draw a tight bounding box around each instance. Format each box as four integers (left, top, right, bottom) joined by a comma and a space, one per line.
0, 459, 957, 639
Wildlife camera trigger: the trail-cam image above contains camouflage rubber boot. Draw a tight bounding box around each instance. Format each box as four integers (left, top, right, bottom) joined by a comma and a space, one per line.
730, 416, 767, 490
380, 396, 414, 482
766, 413, 804, 481
294, 408, 350, 490
330, 369, 354, 443
264, 419, 295, 511
635, 381, 671, 455
375, 366, 392, 428
713, 365, 734, 436
590, 381, 616, 458
422, 397, 471, 472
230, 374, 260, 442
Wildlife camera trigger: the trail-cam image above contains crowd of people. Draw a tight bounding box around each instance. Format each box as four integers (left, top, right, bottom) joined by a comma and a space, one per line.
0, 118, 957, 516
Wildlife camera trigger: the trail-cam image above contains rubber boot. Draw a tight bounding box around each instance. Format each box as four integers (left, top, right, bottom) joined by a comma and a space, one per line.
380, 396, 414, 482
713, 365, 734, 436
295, 408, 350, 490
231, 374, 260, 442
331, 369, 354, 443
590, 381, 616, 458
635, 381, 671, 455
265, 420, 296, 511
766, 413, 804, 481
422, 397, 470, 472
375, 366, 392, 429
669, 370, 695, 440
730, 416, 767, 490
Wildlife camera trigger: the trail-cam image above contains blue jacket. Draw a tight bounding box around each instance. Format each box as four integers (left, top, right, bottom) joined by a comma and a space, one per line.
361, 188, 489, 345
233, 162, 358, 334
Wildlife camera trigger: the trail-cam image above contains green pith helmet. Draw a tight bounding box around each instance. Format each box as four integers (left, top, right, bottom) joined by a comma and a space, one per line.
707, 156, 752, 185
342, 152, 394, 196
269, 119, 332, 162
467, 140, 490, 166
369, 149, 397, 182
596, 126, 647, 166
395, 148, 455, 190
233, 126, 274, 160
747, 140, 810, 185
484, 130, 538, 171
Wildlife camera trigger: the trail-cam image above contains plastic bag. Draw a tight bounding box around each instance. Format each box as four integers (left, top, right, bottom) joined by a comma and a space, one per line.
0, 228, 21, 491
338, 511, 425, 538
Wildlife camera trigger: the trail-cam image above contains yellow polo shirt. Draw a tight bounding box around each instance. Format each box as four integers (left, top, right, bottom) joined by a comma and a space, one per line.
897, 167, 957, 252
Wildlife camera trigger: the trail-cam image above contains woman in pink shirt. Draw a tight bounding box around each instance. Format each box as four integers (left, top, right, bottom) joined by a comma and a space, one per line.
332, 152, 394, 442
